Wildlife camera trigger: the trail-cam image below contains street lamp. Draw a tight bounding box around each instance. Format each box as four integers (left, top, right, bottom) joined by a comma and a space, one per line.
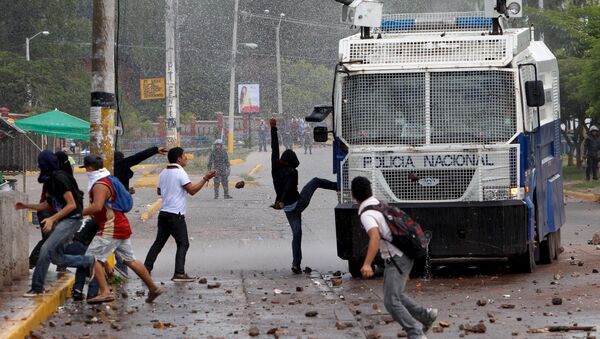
264, 11, 285, 116
25, 30, 49, 111
25, 31, 50, 61
228, 0, 259, 154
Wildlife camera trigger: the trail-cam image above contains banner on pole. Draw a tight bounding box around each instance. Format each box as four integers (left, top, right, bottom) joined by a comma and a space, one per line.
140, 78, 166, 100
238, 84, 260, 113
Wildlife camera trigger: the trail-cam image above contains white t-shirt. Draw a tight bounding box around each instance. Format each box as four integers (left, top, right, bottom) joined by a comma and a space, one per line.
159, 164, 191, 215
358, 197, 403, 259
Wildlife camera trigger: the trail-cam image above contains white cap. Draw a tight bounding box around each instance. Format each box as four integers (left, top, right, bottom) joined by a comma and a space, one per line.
590, 126, 599, 132
213, 139, 223, 145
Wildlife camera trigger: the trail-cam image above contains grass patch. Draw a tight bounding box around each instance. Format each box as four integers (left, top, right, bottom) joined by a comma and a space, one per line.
562, 160, 600, 192
563, 163, 585, 182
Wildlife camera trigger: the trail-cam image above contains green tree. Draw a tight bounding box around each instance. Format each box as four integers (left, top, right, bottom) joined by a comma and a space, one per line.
282, 59, 332, 116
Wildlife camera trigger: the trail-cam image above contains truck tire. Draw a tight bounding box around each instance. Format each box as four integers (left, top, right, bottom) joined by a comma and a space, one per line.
539, 231, 557, 264
348, 258, 363, 278
509, 242, 536, 273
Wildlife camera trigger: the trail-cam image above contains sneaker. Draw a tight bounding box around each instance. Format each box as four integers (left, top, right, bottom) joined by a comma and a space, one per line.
224, 194, 232, 199
23, 289, 44, 297
171, 273, 196, 282
422, 308, 438, 333
291, 265, 302, 274
72, 289, 84, 301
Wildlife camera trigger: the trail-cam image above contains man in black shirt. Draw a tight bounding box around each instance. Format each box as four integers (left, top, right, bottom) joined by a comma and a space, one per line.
115, 146, 167, 193
15, 151, 95, 296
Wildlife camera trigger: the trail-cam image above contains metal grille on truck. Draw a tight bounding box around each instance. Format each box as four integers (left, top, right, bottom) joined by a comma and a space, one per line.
340, 70, 517, 146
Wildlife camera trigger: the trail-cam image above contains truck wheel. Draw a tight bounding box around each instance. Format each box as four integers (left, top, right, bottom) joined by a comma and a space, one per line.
539, 231, 557, 265
553, 229, 562, 260
348, 258, 363, 278
509, 242, 536, 273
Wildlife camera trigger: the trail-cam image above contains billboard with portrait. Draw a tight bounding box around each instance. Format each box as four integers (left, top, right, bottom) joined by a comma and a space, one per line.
238, 84, 260, 113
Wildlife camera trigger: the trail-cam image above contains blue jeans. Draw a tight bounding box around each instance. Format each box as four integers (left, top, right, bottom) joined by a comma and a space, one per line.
284, 178, 337, 267
384, 255, 429, 339
66, 241, 99, 298
31, 218, 93, 292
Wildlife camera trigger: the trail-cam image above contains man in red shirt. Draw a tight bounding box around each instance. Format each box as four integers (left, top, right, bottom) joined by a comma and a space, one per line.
82, 155, 162, 304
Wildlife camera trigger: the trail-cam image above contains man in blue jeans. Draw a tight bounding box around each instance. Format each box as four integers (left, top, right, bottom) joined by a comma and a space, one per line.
351, 176, 437, 339
269, 118, 337, 274
15, 151, 94, 296
66, 219, 100, 300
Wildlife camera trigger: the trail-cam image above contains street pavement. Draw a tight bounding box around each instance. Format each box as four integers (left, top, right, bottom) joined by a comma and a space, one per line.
20, 146, 600, 338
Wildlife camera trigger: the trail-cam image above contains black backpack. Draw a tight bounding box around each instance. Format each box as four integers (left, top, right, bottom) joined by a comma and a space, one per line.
361, 203, 428, 259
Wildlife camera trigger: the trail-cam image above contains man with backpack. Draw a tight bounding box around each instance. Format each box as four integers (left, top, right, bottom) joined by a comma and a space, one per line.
351, 176, 437, 339
81, 155, 162, 304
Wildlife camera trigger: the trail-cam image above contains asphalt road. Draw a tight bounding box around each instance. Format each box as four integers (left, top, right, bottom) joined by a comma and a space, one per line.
24, 146, 600, 338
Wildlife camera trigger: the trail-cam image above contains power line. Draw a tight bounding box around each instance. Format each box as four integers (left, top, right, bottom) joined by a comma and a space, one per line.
239, 11, 349, 30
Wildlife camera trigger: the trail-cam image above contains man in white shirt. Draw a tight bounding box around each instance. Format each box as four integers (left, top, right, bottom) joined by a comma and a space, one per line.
144, 147, 216, 282
351, 176, 437, 339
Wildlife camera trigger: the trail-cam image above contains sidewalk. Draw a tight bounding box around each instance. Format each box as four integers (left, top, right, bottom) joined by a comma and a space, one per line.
0, 271, 74, 339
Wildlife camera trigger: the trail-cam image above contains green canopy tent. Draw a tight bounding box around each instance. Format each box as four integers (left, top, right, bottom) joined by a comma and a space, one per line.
15, 108, 89, 140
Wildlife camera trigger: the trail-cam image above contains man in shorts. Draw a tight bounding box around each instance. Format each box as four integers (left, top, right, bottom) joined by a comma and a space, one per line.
82, 155, 162, 304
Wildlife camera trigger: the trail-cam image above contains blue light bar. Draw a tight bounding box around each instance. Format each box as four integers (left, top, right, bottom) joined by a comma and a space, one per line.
456, 17, 492, 29
381, 19, 415, 31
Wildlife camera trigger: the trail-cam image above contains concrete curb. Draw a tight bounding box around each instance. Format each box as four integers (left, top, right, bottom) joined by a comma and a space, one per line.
1, 274, 74, 339
248, 164, 264, 177
140, 198, 163, 222
564, 190, 600, 202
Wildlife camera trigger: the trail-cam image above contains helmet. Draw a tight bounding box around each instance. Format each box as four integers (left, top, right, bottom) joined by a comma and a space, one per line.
213, 139, 223, 145
590, 126, 599, 132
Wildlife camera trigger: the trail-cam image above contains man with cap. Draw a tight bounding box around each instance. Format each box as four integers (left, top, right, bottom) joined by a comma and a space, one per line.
207, 139, 232, 199
584, 125, 600, 181
81, 155, 162, 304
15, 151, 95, 297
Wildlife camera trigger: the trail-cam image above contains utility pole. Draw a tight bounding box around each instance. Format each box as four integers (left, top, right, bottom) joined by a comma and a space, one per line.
275, 14, 284, 116
227, 0, 240, 154
165, 0, 180, 149
90, 0, 116, 172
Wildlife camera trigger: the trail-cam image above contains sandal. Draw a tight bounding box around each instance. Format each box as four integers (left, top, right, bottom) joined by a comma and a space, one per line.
87, 294, 115, 304
146, 288, 163, 303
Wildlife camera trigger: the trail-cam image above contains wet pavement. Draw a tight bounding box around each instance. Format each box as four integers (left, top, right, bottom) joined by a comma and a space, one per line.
19, 146, 600, 338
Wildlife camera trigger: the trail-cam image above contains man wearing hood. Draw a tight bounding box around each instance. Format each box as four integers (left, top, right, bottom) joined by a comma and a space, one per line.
584, 125, 600, 181
207, 139, 231, 199
15, 150, 95, 297
114, 146, 168, 194
270, 118, 337, 274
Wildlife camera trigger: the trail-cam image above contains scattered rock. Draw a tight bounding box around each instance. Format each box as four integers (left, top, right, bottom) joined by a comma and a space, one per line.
135, 290, 145, 297
305, 311, 318, 317
48, 321, 56, 327
476, 299, 487, 306
335, 322, 354, 330
199, 277, 207, 284
333, 270, 342, 276
554, 273, 562, 280
578, 261, 584, 267
500, 304, 515, 309
516, 317, 522, 321
120, 291, 128, 298
267, 327, 278, 335
111, 323, 122, 331
331, 277, 343, 287
64, 320, 72, 326
536, 288, 543, 293
296, 286, 304, 292
152, 321, 174, 329
235, 181, 245, 189
551, 297, 563, 305
512, 332, 519, 336
591, 232, 600, 245
303, 266, 313, 274
227, 312, 233, 317
439, 321, 450, 328
593, 269, 599, 274
225, 289, 232, 294
460, 323, 487, 334
207, 282, 221, 289
249, 326, 260, 337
